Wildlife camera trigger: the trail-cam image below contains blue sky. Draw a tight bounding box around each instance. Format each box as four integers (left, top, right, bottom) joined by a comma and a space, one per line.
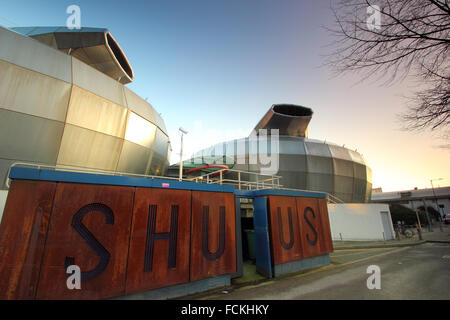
1, 0, 448, 191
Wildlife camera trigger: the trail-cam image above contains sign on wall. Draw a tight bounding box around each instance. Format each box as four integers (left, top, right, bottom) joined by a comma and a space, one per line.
267, 195, 333, 265
0, 180, 237, 300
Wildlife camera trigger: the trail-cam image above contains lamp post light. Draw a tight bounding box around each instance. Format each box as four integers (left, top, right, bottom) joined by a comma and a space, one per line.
430, 178, 444, 219
178, 127, 188, 181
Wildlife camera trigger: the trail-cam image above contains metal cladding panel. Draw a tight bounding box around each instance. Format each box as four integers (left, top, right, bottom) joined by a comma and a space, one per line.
365, 181, 372, 203
153, 111, 168, 136
0, 27, 72, 83
123, 87, 156, 125
278, 170, 307, 190
190, 191, 236, 282
336, 192, 353, 203
36, 183, 134, 300
267, 196, 302, 264
366, 166, 373, 184
29, 33, 57, 48
0, 60, 71, 122
296, 197, 330, 258
277, 171, 307, 189
116, 140, 152, 175
0, 180, 56, 299
278, 154, 307, 172
0, 109, 64, 164
328, 145, 352, 161
304, 141, 331, 157
354, 163, 367, 180
306, 155, 333, 174
348, 149, 365, 164
153, 129, 170, 159
332, 158, 354, 177
306, 173, 333, 194
278, 137, 307, 155
124, 112, 157, 149
148, 153, 168, 176
66, 86, 128, 138
353, 178, 367, 202
71, 57, 126, 106
334, 175, 354, 194
126, 188, 191, 294
56, 124, 122, 171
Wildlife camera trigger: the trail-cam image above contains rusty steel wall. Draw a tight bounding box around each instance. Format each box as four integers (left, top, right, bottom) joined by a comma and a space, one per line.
190, 191, 237, 282
0, 180, 237, 299
267, 195, 333, 266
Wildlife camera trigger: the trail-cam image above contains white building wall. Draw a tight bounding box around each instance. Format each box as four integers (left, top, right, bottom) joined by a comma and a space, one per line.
328, 203, 395, 241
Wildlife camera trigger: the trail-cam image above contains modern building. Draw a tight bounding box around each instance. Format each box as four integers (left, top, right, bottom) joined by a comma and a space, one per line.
371, 186, 450, 218
176, 104, 373, 203
0, 26, 172, 190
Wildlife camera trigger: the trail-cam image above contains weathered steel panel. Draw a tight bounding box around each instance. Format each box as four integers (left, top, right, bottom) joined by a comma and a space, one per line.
318, 198, 333, 254
126, 188, 191, 294
267, 195, 302, 265
296, 197, 327, 258
0, 180, 56, 299
190, 191, 236, 282
36, 183, 134, 299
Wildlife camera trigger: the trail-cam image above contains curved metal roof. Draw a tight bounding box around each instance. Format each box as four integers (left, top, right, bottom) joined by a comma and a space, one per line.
12, 26, 134, 84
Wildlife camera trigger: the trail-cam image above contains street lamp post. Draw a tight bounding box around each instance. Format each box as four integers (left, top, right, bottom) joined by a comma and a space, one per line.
430, 178, 444, 219
422, 198, 433, 232
178, 127, 188, 181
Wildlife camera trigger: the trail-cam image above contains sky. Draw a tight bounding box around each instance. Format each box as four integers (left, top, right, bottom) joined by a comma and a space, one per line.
0, 0, 448, 192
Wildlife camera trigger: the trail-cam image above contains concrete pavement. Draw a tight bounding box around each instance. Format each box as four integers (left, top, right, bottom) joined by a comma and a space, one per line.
200, 243, 450, 300
333, 224, 450, 250
179, 224, 450, 300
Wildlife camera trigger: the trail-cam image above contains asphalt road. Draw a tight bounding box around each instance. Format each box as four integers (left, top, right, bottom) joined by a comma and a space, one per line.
207, 243, 450, 300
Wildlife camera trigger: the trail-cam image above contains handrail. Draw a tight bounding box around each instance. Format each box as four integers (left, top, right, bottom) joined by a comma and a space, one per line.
5, 162, 183, 189
186, 168, 282, 190
5, 162, 345, 203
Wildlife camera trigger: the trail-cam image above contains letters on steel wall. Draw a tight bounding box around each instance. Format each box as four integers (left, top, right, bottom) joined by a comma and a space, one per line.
0, 180, 237, 299
267, 195, 333, 265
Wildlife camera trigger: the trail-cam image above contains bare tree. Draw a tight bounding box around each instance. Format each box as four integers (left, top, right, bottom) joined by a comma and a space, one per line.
327, 0, 449, 135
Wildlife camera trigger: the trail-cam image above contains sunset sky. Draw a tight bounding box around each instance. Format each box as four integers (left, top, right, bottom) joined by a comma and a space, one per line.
1, 0, 448, 192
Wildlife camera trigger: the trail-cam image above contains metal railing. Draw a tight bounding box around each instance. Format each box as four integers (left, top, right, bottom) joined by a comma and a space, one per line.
5, 162, 183, 189
5, 162, 345, 203
185, 168, 282, 190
